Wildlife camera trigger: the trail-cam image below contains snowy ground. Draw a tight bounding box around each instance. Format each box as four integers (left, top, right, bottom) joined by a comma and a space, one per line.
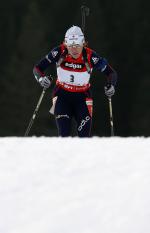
0, 137, 150, 233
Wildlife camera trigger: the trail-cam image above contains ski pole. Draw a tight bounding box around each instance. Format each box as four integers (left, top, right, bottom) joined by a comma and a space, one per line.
24, 88, 46, 136
108, 97, 114, 136
81, 5, 90, 33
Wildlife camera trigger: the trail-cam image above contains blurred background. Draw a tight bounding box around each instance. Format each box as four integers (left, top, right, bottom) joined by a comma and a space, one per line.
0, 0, 150, 137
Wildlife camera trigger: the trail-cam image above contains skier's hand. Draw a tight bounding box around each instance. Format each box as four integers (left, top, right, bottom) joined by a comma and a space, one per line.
104, 84, 115, 97
39, 75, 53, 89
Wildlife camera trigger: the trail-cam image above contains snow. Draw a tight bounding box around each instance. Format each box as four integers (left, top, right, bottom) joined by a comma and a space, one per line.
0, 137, 150, 233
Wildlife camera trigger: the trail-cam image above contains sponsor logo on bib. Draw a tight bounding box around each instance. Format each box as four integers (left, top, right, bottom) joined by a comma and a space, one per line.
65, 62, 83, 69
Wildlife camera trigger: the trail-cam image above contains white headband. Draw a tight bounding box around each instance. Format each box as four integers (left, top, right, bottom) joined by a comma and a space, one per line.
65, 26, 85, 46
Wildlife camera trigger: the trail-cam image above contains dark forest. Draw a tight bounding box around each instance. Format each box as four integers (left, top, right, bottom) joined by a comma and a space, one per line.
0, 0, 150, 137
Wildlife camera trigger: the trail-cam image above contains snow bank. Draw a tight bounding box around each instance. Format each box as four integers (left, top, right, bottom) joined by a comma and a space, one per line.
0, 137, 150, 233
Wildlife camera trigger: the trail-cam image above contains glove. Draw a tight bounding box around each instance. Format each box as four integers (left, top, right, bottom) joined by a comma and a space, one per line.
39, 76, 52, 89
104, 84, 115, 97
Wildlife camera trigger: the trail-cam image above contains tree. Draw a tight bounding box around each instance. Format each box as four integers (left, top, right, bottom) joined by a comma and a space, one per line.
1, 1, 53, 136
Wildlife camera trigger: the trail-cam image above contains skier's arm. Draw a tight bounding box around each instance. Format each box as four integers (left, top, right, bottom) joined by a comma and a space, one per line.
33, 46, 61, 82
90, 51, 117, 86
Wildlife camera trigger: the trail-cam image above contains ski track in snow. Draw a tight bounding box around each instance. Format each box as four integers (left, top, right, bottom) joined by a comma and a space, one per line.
0, 137, 150, 233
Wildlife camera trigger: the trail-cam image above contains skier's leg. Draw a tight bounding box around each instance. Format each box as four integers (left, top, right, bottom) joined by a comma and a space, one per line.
75, 97, 93, 137
54, 95, 72, 137
55, 115, 71, 137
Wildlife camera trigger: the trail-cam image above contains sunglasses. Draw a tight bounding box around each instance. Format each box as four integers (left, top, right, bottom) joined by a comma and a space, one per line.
67, 44, 83, 48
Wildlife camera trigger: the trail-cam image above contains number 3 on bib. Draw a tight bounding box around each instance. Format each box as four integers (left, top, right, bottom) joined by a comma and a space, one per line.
70, 75, 74, 83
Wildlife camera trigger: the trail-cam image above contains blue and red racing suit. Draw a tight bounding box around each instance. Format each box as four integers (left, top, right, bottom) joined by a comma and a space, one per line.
33, 44, 117, 137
